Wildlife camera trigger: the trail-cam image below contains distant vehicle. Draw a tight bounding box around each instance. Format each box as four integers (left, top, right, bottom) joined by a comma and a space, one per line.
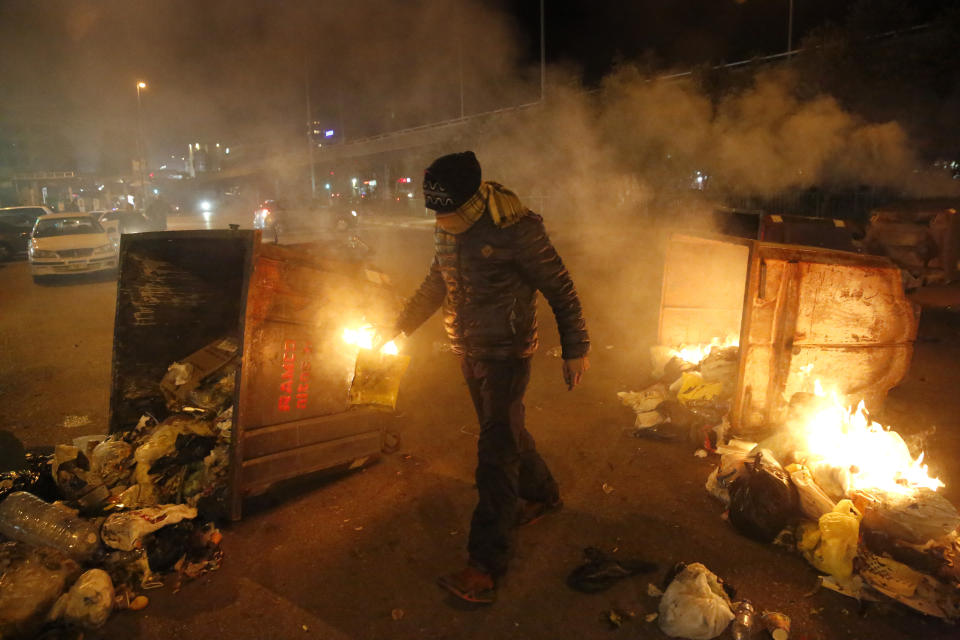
253, 199, 358, 241
94, 209, 152, 235
0, 206, 55, 260
0, 221, 31, 261
29, 213, 119, 282
0, 206, 54, 230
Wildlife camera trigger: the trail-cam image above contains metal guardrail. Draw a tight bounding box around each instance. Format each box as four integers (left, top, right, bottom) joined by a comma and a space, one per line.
11, 171, 77, 180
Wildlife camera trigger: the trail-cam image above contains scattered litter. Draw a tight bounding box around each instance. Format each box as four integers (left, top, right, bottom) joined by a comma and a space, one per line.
101, 504, 198, 552
129, 595, 149, 611
727, 450, 798, 544
797, 499, 861, 581
694, 449, 708, 459
730, 600, 756, 640
645, 612, 658, 623
0, 542, 80, 640
760, 610, 791, 640
546, 346, 563, 358
658, 562, 734, 640
48, 568, 114, 629
0, 492, 101, 561
647, 583, 664, 597
601, 483, 614, 495
603, 608, 632, 629
566, 547, 657, 593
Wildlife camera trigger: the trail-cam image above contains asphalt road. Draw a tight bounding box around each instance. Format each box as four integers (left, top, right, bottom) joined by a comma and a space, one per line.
1, 213, 959, 640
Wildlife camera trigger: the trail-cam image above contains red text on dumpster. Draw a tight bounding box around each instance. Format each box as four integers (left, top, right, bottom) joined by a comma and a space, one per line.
278, 340, 312, 412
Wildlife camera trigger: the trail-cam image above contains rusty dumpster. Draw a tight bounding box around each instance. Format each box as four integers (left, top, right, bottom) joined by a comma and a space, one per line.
659, 233, 919, 438
108, 229, 400, 519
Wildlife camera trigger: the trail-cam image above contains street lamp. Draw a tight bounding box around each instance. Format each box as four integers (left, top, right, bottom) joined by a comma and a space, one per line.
135, 81, 148, 210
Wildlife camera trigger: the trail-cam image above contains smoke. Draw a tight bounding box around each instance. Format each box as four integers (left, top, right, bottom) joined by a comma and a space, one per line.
457, 61, 959, 366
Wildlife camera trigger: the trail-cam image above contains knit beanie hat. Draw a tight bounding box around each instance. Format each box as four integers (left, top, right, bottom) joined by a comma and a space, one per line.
423, 151, 482, 212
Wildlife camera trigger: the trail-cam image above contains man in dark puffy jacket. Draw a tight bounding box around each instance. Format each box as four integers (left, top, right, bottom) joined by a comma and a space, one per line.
387, 151, 589, 603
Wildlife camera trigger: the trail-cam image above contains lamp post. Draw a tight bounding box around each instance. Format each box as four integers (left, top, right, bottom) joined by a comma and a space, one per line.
135, 81, 148, 209
787, 0, 794, 53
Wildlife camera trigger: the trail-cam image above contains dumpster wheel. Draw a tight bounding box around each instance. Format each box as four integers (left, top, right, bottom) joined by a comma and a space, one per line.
382, 428, 401, 454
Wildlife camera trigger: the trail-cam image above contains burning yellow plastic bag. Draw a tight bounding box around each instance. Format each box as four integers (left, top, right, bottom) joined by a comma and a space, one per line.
798, 499, 862, 581
349, 350, 411, 410
675, 372, 723, 405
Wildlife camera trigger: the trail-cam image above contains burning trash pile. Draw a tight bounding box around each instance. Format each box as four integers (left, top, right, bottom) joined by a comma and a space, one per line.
0, 338, 236, 639
621, 339, 960, 624
618, 336, 740, 447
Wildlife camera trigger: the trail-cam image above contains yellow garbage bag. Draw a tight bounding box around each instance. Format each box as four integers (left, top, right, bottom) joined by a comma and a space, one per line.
800, 499, 862, 581
676, 372, 723, 405
349, 351, 411, 410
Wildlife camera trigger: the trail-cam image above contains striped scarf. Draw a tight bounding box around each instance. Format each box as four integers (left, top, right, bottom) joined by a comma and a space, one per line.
435, 181, 530, 235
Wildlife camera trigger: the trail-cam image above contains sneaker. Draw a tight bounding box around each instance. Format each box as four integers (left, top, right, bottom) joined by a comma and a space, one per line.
515, 498, 564, 527
437, 566, 497, 604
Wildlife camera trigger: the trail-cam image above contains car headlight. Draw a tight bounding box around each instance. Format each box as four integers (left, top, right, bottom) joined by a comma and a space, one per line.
30, 248, 58, 259
93, 243, 116, 255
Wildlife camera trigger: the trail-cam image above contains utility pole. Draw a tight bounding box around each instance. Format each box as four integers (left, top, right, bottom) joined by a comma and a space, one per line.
135, 81, 148, 209
787, 0, 795, 53
305, 65, 316, 199
540, 0, 546, 101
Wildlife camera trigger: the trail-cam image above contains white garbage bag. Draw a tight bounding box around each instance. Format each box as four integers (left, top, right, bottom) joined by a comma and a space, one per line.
658, 563, 734, 640
48, 569, 114, 629
101, 504, 198, 551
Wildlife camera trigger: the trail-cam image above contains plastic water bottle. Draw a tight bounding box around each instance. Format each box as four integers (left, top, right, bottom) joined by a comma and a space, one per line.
731, 600, 756, 640
0, 491, 100, 560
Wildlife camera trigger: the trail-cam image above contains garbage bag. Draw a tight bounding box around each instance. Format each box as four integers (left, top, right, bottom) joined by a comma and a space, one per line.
676, 372, 723, 406
728, 450, 798, 543
133, 416, 213, 506
349, 351, 411, 410
47, 569, 114, 629
786, 464, 836, 520
0, 453, 58, 503
798, 499, 861, 581
89, 440, 133, 488
0, 541, 81, 640
565, 547, 657, 593
618, 384, 669, 414
101, 504, 198, 551
658, 562, 734, 640
859, 487, 960, 545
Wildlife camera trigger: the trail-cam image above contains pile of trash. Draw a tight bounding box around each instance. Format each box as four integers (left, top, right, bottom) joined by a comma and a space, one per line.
620, 342, 960, 623
706, 436, 960, 621
618, 343, 739, 449
0, 342, 236, 639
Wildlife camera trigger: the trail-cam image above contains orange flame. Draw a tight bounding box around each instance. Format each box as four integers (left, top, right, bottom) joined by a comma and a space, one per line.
671, 334, 740, 365
342, 324, 398, 355
792, 380, 943, 495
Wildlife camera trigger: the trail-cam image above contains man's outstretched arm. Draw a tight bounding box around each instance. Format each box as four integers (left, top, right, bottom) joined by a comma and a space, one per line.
393, 257, 446, 337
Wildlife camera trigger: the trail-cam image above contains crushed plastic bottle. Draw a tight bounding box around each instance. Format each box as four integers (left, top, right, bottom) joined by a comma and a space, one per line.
0, 491, 100, 561
731, 600, 756, 640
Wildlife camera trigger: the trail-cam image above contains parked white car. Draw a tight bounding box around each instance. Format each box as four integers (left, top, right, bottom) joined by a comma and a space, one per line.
29, 213, 119, 282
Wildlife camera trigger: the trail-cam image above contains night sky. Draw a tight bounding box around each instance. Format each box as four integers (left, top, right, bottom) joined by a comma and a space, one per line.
0, 0, 952, 170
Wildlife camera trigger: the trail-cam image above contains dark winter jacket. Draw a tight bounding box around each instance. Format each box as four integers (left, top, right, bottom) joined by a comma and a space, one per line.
395, 211, 589, 360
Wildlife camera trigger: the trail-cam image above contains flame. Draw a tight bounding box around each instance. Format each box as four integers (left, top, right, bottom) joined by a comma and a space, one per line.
342, 324, 398, 355
792, 380, 943, 495
672, 334, 740, 365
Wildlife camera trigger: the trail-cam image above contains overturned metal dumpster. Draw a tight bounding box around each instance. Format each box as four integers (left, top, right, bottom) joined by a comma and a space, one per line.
658, 233, 918, 437
108, 230, 401, 519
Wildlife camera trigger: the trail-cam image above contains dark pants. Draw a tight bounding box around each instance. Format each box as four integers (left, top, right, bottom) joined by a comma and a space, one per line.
460, 357, 559, 576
